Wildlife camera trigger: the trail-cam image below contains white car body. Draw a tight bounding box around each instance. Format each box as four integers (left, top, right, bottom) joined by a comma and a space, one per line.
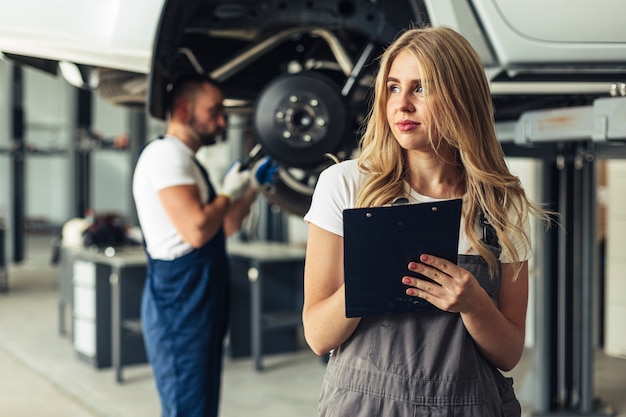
0, 0, 162, 74
0, 0, 623, 92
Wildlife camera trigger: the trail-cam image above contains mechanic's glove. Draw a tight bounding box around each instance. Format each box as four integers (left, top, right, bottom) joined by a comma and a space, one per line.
251, 156, 279, 190
220, 161, 251, 202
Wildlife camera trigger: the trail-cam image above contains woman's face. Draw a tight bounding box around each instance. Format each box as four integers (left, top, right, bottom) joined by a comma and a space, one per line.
385, 50, 437, 152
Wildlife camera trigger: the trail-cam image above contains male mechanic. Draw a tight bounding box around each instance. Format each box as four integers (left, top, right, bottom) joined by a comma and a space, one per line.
133, 73, 272, 417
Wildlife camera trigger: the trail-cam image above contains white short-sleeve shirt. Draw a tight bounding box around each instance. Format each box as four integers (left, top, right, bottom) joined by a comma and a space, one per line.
304, 159, 532, 263
132, 136, 210, 260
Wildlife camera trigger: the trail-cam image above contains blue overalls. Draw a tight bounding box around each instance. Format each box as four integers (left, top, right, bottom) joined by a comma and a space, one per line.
141, 156, 230, 417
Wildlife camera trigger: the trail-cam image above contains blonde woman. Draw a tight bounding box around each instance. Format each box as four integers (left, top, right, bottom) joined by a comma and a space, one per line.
303, 26, 547, 416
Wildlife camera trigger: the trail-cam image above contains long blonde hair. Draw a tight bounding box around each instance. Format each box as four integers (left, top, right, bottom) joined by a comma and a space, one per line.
356, 26, 546, 276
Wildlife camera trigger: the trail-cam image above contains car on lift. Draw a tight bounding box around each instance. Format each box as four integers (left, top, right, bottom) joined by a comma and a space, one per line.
0, 0, 624, 215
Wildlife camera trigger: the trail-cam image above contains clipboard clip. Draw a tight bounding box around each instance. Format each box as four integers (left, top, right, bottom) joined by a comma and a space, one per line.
392, 197, 409, 205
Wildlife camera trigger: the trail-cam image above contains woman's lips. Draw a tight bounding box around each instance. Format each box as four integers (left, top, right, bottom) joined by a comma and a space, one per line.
396, 120, 420, 132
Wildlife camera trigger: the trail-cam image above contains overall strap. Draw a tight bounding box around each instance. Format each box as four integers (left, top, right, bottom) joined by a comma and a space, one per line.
136, 134, 165, 160
190, 157, 217, 202
143, 135, 217, 202
479, 211, 501, 250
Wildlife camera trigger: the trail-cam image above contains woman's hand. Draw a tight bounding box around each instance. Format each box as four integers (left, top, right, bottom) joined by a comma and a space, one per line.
403, 254, 529, 371
402, 254, 484, 313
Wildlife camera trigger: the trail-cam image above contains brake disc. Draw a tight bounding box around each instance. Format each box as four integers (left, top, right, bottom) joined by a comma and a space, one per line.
253, 72, 349, 169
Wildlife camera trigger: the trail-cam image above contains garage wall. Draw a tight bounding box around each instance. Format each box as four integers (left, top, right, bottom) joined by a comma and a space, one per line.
90, 95, 132, 217
24, 66, 135, 225
605, 160, 626, 357
507, 157, 539, 348
0, 60, 136, 236
23, 65, 73, 227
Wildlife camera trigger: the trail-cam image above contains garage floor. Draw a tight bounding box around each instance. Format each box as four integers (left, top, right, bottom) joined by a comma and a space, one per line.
0, 235, 624, 417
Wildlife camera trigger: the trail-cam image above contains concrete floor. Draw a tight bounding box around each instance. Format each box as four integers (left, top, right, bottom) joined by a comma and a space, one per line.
0, 235, 624, 417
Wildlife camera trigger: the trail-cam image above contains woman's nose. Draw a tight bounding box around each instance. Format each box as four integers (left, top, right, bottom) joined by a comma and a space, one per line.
396, 93, 415, 113
400, 100, 415, 113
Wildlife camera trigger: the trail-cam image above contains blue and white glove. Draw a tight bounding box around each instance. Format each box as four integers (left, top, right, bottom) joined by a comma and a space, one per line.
220, 161, 251, 202
251, 156, 279, 190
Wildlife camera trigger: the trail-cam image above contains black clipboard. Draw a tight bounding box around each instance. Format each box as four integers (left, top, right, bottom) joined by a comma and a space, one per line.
343, 199, 462, 318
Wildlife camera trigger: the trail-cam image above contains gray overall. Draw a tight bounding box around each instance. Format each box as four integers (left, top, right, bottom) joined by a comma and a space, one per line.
319, 242, 522, 417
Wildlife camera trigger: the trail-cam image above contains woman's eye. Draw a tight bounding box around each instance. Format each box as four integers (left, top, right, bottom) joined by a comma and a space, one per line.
387, 84, 423, 95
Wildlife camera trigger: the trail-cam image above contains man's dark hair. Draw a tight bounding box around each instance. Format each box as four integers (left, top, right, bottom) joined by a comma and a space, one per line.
166, 73, 222, 115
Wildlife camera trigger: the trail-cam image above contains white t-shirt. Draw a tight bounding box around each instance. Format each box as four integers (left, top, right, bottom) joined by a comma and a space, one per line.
304, 159, 532, 263
132, 136, 211, 260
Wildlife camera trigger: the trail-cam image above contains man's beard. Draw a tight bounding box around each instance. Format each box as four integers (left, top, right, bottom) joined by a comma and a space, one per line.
197, 133, 217, 146
190, 115, 220, 146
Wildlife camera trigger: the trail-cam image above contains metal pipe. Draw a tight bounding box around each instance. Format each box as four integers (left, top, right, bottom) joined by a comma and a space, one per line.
341, 41, 376, 97
10, 64, 24, 264
209, 27, 354, 82
579, 146, 597, 413
176, 47, 205, 74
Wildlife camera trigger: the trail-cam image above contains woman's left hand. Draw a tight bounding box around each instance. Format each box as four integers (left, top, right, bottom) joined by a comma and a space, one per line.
402, 253, 485, 313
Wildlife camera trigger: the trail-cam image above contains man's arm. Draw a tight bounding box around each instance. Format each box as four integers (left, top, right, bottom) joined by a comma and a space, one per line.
158, 184, 231, 247
223, 188, 257, 237
222, 156, 278, 236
